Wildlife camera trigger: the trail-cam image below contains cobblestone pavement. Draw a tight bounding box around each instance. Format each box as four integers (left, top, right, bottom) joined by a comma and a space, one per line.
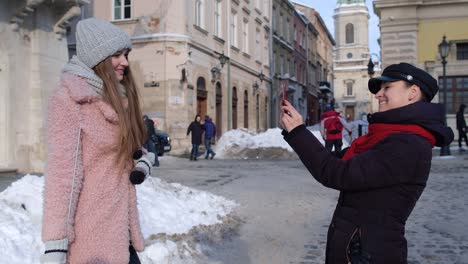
1, 150, 467, 264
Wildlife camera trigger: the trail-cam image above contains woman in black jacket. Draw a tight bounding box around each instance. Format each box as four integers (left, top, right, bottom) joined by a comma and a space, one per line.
281, 63, 453, 264
456, 103, 468, 149
187, 114, 204, 161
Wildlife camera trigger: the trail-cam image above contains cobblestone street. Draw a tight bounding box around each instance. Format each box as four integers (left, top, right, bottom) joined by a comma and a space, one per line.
292, 151, 468, 264
1, 151, 467, 263
156, 150, 468, 264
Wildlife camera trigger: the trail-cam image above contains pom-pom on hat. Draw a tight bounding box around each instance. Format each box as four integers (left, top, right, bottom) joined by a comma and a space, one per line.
368, 62, 439, 102
76, 18, 132, 68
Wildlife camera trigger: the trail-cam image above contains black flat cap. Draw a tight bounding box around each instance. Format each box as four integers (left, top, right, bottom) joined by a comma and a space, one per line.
368, 62, 439, 101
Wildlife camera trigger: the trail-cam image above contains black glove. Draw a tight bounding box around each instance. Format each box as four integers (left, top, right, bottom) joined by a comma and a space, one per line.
130, 149, 155, 184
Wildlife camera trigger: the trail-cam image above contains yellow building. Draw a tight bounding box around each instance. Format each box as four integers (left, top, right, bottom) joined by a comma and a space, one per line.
374, 0, 468, 134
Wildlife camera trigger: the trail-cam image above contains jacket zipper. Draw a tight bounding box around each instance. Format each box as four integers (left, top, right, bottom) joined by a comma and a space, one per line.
346, 227, 360, 264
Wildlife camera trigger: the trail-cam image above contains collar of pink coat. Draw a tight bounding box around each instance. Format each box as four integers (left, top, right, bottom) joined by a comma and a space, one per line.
61, 73, 122, 124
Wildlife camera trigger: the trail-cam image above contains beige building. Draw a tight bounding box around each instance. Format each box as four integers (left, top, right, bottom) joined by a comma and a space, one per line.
374, 0, 468, 133
293, 3, 336, 117
89, 0, 272, 155
0, 0, 88, 173
333, 0, 378, 121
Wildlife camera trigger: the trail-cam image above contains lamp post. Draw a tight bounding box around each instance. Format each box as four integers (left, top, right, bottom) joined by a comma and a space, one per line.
438, 35, 451, 156
217, 52, 231, 130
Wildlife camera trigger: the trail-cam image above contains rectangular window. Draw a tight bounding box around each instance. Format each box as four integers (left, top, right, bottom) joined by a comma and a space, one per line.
264, 34, 269, 65
243, 20, 249, 53
255, 29, 261, 61
214, 0, 222, 37
114, 0, 131, 20
347, 82, 353, 96
195, 0, 203, 28
294, 27, 297, 42
457, 43, 468, 60
438, 76, 468, 113
231, 12, 238, 47
279, 14, 283, 35
256, 0, 261, 11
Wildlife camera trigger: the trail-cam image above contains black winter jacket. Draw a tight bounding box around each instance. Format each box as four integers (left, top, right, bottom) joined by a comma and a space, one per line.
187, 121, 204, 145
283, 102, 453, 264
456, 109, 466, 130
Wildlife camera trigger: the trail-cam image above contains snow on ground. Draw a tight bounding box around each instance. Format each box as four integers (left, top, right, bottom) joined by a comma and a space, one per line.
214, 121, 368, 159
0, 175, 237, 264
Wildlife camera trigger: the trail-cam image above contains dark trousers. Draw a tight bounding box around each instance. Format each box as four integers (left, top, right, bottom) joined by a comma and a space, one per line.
459, 128, 468, 147
325, 139, 343, 152
190, 144, 200, 160
129, 245, 140, 264
144, 138, 159, 165
204, 138, 215, 158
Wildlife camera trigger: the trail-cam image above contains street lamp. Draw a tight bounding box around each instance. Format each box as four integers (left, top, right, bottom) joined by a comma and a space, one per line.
438, 35, 451, 156
218, 52, 228, 68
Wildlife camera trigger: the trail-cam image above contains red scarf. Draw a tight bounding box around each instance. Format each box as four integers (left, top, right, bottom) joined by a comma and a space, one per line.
342, 124, 436, 160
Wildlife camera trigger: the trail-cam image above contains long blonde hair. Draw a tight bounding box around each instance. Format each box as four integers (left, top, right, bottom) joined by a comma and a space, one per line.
93, 57, 147, 167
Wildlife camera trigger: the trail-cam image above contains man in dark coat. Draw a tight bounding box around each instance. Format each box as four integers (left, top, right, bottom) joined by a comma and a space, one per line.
143, 115, 159, 166
187, 114, 204, 161
456, 103, 468, 149
281, 63, 453, 263
203, 115, 217, 159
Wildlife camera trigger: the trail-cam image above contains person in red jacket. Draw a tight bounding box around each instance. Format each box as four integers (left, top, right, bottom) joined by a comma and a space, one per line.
320, 108, 352, 152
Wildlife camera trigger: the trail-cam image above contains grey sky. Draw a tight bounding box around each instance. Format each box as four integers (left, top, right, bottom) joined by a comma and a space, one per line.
291, 0, 381, 61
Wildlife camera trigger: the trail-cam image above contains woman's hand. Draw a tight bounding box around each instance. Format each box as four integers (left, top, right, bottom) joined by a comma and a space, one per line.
280, 100, 304, 132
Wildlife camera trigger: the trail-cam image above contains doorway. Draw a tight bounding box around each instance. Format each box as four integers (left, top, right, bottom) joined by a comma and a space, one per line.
215, 82, 222, 138
244, 90, 249, 129
345, 105, 355, 121
232, 87, 238, 129
197, 77, 207, 117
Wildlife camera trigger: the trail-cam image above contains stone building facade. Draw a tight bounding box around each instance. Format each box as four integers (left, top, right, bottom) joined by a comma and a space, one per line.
293, 3, 336, 119
0, 0, 88, 173
89, 0, 272, 155
374, 0, 468, 132
333, 0, 377, 121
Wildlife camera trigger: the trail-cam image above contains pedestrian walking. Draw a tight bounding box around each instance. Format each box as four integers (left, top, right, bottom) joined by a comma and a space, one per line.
456, 103, 468, 150
41, 18, 153, 264
320, 107, 352, 152
280, 62, 453, 263
143, 115, 160, 166
203, 115, 217, 159
187, 114, 204, 161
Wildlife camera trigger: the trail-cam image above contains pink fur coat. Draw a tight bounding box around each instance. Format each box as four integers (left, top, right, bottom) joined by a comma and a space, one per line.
42, 73, 144, 263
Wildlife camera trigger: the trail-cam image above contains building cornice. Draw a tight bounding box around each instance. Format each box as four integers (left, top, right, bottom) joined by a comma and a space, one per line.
132, 33, 191, 43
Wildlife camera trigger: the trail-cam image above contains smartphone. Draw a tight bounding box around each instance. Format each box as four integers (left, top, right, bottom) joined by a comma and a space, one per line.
282, 81, 286, 102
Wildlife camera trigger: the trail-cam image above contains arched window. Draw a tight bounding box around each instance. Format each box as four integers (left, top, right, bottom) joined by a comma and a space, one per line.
345, 23, 354, 44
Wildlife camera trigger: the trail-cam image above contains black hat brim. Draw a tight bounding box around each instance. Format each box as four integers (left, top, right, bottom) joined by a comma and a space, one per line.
368, 76, 399, 94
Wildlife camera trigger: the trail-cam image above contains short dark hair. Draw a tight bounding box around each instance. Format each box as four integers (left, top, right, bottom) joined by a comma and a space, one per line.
402, 80, 427, 102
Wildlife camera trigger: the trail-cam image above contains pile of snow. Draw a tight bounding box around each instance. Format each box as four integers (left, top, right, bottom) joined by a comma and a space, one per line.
214, 122, 369, 159
0, 175, 237, 264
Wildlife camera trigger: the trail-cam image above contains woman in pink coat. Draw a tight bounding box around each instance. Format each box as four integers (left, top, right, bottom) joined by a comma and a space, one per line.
41, 18, 153, 264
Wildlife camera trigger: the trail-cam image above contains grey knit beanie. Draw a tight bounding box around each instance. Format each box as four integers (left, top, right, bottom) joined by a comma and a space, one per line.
76, 18, 132, 68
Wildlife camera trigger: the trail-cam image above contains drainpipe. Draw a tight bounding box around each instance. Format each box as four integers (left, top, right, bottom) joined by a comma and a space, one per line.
227, 0, 232, 130
269, 1, 275, 128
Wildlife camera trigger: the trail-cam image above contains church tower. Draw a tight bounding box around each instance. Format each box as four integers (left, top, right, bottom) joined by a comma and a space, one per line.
333, 0, 376, 120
